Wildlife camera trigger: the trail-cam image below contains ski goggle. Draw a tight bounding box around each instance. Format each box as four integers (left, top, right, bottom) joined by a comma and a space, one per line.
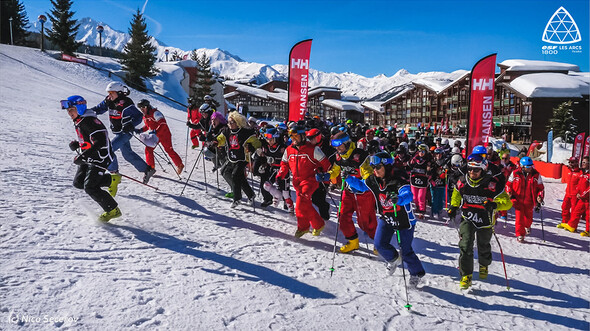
264, 133, 279, 140
330, 136, 350, 147
370, 155, 394, 167
60, 99, 86, 109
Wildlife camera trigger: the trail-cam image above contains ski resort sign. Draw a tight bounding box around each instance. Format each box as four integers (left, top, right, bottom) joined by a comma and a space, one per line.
541, 7, 582, 55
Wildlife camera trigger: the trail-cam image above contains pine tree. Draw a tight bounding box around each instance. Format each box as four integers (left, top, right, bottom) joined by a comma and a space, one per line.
46, 0, 80, 55
120, 9, 157, 92
0, 0, 30, 46
189, 51, 219, 108
547, 100, 577, 142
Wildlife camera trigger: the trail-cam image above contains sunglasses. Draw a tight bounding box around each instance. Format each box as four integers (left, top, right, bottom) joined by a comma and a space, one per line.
467, 167, 483, 172
370, 155, 394, 167
60, 99, 86, 109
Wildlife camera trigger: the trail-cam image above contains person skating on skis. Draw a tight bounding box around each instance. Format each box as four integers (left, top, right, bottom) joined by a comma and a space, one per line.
276, 125, 331, 238
448, 154, 512, 289
90, 82, 155, 184
137, 99, 184, 175
61, 95, 121, 222
321, 132, 377, 253
348, 152, 426, 286
505, 156, 544, 242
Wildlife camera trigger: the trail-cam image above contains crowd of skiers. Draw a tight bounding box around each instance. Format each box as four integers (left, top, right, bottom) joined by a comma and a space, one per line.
61, 81, 588, 290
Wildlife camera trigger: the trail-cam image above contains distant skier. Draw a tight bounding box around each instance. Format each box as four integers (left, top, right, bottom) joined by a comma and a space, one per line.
61, 95, 121, 222
560, 156, 589, 236
186, 95, 215, 148
448, 154, 512, 289
137, 99, 184, 175
557, 157, 581, 227
90, 82, 155, 184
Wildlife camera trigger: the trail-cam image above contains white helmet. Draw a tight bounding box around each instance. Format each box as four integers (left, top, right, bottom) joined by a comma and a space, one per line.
451, 154, 464, 167
106, 81, 126, 93
452, 147, 462, 154
199, 103, 211, 113
204, 95, 212, 101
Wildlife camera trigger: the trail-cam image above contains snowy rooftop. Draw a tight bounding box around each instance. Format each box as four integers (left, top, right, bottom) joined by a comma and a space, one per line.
224, 81, 287, 102
322, 99, 364, 113
498, 59, 580, 72
509, 73, 590, 98
361, 101, 384, 113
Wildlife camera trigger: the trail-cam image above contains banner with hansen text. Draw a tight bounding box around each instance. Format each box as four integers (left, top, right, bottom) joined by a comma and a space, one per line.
288, 39, 312, 122
466, 54, 496, 154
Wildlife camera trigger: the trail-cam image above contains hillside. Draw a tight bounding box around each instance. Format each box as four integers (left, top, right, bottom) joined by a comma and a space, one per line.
0, 44, 588, 330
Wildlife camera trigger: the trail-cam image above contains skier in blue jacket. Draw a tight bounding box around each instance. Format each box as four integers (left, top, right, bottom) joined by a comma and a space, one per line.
346, 152, 426, 286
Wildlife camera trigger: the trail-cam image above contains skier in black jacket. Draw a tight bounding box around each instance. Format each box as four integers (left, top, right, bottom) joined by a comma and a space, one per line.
62, 95, 121, 222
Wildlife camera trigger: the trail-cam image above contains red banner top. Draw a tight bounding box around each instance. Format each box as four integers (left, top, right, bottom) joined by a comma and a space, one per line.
288, 39, 312, 123
466, 54, 496, 155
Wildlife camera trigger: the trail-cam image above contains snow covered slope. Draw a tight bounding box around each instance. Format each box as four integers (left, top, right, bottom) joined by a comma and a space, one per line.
0, 44, 588, 330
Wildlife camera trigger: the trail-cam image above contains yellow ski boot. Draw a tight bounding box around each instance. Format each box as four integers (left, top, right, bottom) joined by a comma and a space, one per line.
339, 238, 360, 253
99, 207, 122, 222
460, 275, 472, 289
108, 173, 122, 197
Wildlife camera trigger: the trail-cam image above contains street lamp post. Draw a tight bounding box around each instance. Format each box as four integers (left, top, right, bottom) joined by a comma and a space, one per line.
96, 25, 104, 56
9, 17, 13, 45
165, 49, 169, 62
38, 15, 46, 52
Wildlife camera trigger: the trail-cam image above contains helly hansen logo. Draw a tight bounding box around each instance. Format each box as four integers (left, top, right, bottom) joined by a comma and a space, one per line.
472, 79, 494, 91
291, 58, 309, 69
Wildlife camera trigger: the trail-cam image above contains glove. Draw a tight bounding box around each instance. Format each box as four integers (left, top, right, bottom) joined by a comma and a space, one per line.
447, 206, 458, 219
315, 173, 330, 182
73, 154, 86, 166
484, 201, 498, 213
69, 140, 79, 151
387, 192, 399, 205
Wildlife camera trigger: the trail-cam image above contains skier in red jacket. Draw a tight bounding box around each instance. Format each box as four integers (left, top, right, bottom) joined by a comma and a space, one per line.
560, 156, 589, 236
137, 99, 184, 175
558, 157, 581, 226
506, 157, 544, 242
277, 125, 331, 238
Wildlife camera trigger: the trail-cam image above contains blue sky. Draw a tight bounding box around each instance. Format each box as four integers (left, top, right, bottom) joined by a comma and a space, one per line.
22, 0, 589, 77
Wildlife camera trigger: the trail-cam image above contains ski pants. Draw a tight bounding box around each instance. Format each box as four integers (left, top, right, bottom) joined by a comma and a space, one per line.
374, 218, 425, 277
293, 178, 324, 231
568, 199, 589, 232
458, 219, 493, 277
312, 182, 331, 221
222, 160, 254, 202
411, 186, 428, 212
430, 186, 446, 216
561, 195, 577, 224
339, 190, 377, 240
73, 164, 118, 212
190, 128, 202, 148
108, 132, 149, 173
145, 128, 183, 169
513, 199, 534, 237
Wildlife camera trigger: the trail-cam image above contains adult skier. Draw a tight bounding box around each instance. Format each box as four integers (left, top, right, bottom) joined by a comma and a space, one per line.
137, 99, 184, 175
448, 154, 512, 289
62, 95, 121, 222
557, 157, 581, 227
90, 82, 155, 184
505, 156, 545, 242
560, 156, 589, 236
277, 125, 331, 237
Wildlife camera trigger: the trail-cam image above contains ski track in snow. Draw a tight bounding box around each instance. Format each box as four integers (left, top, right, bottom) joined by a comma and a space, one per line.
0, 44, 588, 330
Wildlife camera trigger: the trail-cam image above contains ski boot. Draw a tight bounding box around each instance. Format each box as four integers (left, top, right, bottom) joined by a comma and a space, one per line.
294, 228, 309, 238
340, 238, 359, 253
479, 265, 488, 279
312, 225, 324, 236
459, 275, 472, 289
409, 273, 424, 287
224, 192, 234, 199
581, 231, 589, 237
108, 173, 122, 197
285, 198, 295, 214
176, 164, 184, 175
386, 255, 402, 275
260, 200, 274, 208
143, 167, 156, 184
562, 224, 576, 233
556, 223, 567, 229
99, 207, 122, 222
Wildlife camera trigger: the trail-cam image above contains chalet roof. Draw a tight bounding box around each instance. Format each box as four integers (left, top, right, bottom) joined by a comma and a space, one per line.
361, 101, 384, 113
498, 59, 580, 72
308, 86, 341, 97
322, 99, 364, 113
383, 86, 415, 104
223, 81, 287, 102
509, 73, 590, 98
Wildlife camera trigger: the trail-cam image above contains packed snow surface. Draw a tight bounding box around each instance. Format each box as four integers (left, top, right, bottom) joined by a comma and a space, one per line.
0, 45, 588, 330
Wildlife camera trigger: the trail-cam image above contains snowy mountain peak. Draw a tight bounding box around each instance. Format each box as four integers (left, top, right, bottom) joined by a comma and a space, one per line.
394, 69, 411, 76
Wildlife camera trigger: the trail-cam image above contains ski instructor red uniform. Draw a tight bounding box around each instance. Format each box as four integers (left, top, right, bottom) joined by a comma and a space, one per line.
277, 125, 331, 238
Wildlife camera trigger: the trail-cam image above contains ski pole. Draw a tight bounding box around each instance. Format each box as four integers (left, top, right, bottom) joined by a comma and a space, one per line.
185, 126, 189, 169
538, 203, 545, 242
158, 143, 182, 179
396, 230, 412, 310
180, 154, 200, 196
215, 148, 220, 191
330, 178, 346, 277
492, 229, 510, 290
132, 134, 167, 173
202, 147, 208, 194
91, 163, 159, 191
248, 155, 255, 211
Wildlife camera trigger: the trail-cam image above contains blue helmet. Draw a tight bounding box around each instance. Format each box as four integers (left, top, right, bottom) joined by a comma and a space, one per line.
61, 95, 87, 115
264, 128, 281, 139
520, 156, 534, 167
471, 145, 488, 156
467, 153, 488, 170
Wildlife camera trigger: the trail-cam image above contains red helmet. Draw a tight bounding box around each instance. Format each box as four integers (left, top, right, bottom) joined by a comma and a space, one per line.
306, 128, 321, 139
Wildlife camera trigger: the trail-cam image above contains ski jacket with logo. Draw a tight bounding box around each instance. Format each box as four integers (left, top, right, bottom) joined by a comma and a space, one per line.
364, 168, 415, 230
277, 141, 331, 183
328, 142, 373, 191
409, 153, 431, 188
575, 170, 590, 201
506, 168, 545, 204
451, 174, 512, 228
566, 167, 582, 197
142, 107, 168, 133
73, 112, 113, 167
216, 127, 260, 163
91, 95, 143, 134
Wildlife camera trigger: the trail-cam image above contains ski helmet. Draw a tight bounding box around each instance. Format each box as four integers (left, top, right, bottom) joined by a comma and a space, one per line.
451, 154, 464, 167
204, 95, 212, 101
199, 103, 212, 113
451, 147, 462, 154
331, 132, 351, 148
519, 156, 534, 167
264, 128, 281, 139
306, 128, 321, 140
137, 99, 151, 108
471, 145, 488, 156
467, 154, 488, 170
418, 144, 428, 152
370, 151, 394, 167
106, 81, 126, 93
61, 95, 87, 115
